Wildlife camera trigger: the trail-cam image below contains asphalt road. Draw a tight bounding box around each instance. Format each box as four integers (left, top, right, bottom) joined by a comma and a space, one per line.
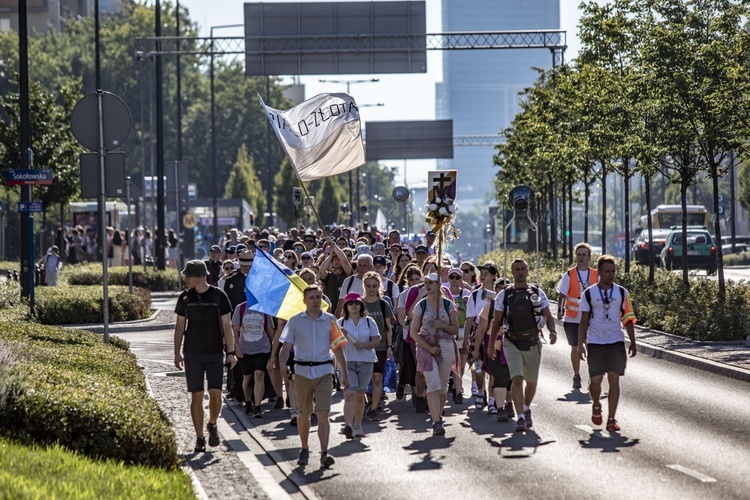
118, 323, 750, 500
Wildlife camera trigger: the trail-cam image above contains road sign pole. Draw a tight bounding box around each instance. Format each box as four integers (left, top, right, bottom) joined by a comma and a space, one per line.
29, 213, 34, 315
97, 90, 110, 344
127, 177, 133, 294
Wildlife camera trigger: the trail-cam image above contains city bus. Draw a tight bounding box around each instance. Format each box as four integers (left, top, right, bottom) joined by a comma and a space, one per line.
640, 205, 710, 231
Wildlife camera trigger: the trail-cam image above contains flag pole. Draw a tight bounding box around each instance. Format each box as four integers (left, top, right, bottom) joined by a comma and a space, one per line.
296, 177, 329, 232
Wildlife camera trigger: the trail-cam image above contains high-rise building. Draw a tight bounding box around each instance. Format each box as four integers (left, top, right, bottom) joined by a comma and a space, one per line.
436, 0, 560, 258
0, 0, 120, 34
437, 0, 561, 205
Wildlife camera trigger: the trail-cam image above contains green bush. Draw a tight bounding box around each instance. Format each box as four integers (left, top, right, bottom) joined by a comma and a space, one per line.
0, 323, 179, 469
63, 263, 179, 291
480, 249, 750, 341
721, 251, 750, 267
34, 285, 151, 325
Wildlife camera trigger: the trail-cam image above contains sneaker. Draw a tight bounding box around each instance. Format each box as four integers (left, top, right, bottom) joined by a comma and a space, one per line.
591, 404, 603, 426
524, 409, 533, 429
207, 422, 220, 447
504, 402, 515, 419
606, 418, 620, 432
432, 419, 445, 436
343, 424, 354, 440
274, 397, 285, 410
194, 436, 206, 453
396, 384, 405, 400
320, 452, 335, 468
353, 424, 365, 437
454, 392, 463, 404
488, 404, 498, 415
297, 449, 309, 466
515, 418, 526, 432
415, 396, 427, 414
497, 411, 509, 422
573, 374, 582, 389
471, 383, 478, 396
253, 405, 263, 418
290, 409, 299, 426
245, 402, 253, 415
366, 409, 379, 421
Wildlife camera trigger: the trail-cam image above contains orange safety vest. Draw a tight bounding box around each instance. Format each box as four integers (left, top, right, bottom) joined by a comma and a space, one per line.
564, 266, 599, 319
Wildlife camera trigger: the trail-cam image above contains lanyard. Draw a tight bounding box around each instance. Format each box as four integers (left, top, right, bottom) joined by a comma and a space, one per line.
576, 268, 590, 289
597, 286, 612, 320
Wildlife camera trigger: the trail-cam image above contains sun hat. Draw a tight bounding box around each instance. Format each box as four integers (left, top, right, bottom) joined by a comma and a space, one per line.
182, 260, 208, 277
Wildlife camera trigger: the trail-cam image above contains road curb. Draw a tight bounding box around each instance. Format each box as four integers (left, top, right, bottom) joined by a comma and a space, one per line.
631, 338, 750, 383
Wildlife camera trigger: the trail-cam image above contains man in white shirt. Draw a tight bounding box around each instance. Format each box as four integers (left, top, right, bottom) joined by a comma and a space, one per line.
336, 254, 373, 316
578, 255, 637, 433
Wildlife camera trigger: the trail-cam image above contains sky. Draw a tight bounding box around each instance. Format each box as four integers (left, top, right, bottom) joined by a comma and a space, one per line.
177, 0, 590, 185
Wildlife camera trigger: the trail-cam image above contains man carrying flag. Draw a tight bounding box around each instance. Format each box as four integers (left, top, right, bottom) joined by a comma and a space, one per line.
279, 285, 349, 469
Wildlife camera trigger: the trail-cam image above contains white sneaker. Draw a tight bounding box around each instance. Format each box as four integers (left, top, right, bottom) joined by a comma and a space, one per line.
353, 424, 365, 437
471, 382, 478, 396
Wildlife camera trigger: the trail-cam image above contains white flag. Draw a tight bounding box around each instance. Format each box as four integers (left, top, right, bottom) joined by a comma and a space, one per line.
259, 93, 365, 181
375, 208, 388, 231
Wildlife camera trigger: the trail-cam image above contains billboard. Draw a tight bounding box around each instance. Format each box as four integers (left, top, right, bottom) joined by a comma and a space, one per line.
365, 120, 454, 160
244, 1, 426, 76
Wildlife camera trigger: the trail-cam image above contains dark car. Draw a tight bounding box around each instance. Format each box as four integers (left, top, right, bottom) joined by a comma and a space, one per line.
660, 227, 717, 274
632, 228, 672, 265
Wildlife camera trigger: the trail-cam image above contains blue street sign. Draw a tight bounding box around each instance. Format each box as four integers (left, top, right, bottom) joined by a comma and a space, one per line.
6, 169, 53, 186
17, 201, 44, 213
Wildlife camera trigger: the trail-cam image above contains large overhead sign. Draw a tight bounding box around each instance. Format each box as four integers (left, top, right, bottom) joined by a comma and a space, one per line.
244, 1, 426, 76
365, 120, 454, 161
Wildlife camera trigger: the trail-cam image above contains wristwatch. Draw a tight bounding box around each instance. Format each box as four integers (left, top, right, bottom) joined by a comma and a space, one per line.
226, 351, 236, 356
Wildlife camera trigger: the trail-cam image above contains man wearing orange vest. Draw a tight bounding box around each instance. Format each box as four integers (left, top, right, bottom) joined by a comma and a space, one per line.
556, 243, 598, 390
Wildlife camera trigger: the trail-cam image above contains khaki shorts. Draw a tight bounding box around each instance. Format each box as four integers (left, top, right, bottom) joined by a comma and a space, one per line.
502, 337, 542, 384
295, 373, 333, 416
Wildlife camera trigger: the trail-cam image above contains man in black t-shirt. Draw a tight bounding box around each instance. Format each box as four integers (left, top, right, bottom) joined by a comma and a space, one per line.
174, 260, 235, 453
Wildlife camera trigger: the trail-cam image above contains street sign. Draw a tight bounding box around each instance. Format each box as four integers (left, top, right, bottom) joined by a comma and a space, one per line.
292, 187, 303, 209
18, 201, 43, 213
6, 169, 53, 186
79, 152, 127, 198
71, 91, 132, 152
183, 213, 197, 229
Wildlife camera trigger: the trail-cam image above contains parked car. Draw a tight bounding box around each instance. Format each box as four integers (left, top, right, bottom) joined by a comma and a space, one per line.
660, 227, 717, 274
721, 243, 750, 255
632, 228, 672, 265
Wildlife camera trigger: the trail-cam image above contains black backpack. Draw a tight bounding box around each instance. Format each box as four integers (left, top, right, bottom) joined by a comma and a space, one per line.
502, 285, 542, 343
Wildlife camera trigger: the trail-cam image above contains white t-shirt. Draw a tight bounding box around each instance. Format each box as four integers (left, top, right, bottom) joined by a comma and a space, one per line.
557, 269, 594, 323
466, 287, 496, 319
339, 275, 364, 299
579, 284, 630, 345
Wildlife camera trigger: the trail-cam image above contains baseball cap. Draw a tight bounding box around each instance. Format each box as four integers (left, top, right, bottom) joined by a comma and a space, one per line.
238, 250, 254, 265
415, 245, 429, 254
423, 272, 439, 282
389, 243, 402, 251
210, 245, 221, 253
373, 255, 387, 266
477, 262, 499, 275
356, 245, 372, 256
182, 259, 208, 277
227, 245, 237, 254
300, 251, 314, 260
448, 267, 463, 277
426, 230, 436, 237
236, 243, 248, 253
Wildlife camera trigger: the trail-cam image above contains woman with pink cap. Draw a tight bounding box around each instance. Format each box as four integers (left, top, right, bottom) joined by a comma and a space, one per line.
338, 292, 381, 438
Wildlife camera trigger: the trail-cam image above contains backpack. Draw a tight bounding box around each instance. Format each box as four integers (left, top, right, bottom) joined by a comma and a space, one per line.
502, 285, 542, 343
418, 296, 454, 318
453, 291, 468, 328
583, 284, 626, 319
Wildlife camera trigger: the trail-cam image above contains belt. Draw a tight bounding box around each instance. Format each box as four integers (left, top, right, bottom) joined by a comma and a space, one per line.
294, 360, 333, 366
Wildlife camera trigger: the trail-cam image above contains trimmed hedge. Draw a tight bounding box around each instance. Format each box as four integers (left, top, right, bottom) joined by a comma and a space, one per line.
0, 323, 179, 469
34, 285, 151, 325
64, 263, 179, 291
480, 249, 750, 341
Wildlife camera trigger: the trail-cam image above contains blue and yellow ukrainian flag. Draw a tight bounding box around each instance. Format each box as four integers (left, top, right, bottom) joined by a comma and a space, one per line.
245, 246, 329, 320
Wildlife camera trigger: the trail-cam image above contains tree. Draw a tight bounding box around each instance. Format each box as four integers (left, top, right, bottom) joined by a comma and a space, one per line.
272, 158, 300, 228
224, 145, 266, 227
316, 177, 343, 226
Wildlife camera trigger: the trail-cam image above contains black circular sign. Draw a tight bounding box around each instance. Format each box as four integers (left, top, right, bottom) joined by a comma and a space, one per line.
71, 91, 132, 152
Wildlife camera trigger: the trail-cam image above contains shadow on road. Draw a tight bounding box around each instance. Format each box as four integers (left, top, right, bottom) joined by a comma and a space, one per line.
556, 389, 593, 405
578, 430, 640, 453
403, 436, 457, 471
485, 431, 556, 458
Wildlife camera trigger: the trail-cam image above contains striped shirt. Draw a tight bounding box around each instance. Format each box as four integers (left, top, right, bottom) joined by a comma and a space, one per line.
338, 316, 380, 363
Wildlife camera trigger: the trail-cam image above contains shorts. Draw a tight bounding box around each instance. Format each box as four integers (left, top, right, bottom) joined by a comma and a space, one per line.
295, 373, 333, 416
373, 350, 388, 374
587, 342, 627, 377
502, 337, 542, 384
346, 361, 375, 393
564, 322, 581, 346
487, 352, 512, 390
423, 339, 456, 394
239, 352, 270, 376
184, 351, 225, 393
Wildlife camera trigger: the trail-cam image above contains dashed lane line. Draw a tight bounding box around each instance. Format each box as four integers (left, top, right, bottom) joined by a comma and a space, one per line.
666, 464, 717, 483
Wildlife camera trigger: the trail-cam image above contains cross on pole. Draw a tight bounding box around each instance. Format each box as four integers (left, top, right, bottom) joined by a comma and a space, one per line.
432, 172, 451, 198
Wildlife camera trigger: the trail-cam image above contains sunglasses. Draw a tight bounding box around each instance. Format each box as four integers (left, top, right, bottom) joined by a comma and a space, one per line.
284, 255, 296, 260
461, 268, 472, 274
302, 256, 312, 260
304, 240, 316, 243
223, 266, 234, 271
449, 275, 462, 280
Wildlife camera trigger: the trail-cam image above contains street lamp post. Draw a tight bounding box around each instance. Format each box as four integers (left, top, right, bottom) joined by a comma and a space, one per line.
318, 78, 379, 228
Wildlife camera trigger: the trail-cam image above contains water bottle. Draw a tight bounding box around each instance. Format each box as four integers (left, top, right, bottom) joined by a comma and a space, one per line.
473, 359, 483, 373
531, 293, 545, 329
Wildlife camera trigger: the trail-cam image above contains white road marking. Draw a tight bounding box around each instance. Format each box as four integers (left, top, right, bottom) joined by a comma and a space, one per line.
666, 464, 717, 483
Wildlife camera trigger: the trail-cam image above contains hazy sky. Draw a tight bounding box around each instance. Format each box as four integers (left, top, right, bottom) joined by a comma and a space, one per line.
177, 0, 589, 184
